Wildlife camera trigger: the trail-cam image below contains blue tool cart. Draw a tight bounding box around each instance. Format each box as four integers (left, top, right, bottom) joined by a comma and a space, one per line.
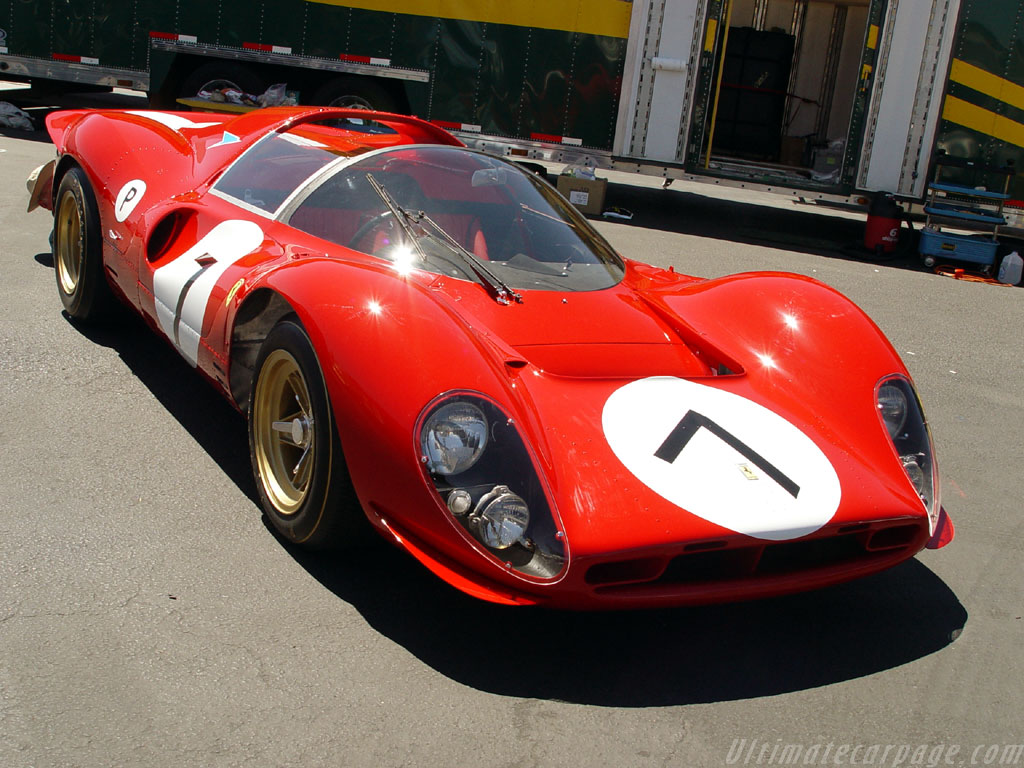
919, 152, 1015, 271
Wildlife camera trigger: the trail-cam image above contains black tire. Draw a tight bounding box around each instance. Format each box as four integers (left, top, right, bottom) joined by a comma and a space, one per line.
311, 76, 399, 112
179, 62, 264, 99
248, 319, 366, 549
53, 166, 114, 320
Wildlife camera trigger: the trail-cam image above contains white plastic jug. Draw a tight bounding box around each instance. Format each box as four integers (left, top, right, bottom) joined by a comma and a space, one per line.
998, 251, 1023, 285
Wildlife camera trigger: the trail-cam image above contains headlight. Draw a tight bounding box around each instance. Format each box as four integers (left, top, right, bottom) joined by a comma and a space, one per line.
471, 485, 530, 549
877, 383, 908, 437
417, 393, 566, 580
420, 401, 488, 475
875, 376, 940, 530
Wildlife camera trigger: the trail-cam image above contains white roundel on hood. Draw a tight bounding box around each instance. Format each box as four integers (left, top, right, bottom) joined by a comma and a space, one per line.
602, 377, 841, 540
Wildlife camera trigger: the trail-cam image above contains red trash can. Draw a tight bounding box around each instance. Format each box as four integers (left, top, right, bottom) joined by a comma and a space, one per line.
864, 193, 903, 254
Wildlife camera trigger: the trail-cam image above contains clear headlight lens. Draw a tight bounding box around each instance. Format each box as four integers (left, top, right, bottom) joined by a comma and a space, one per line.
417, 393, 566, 580
471, 485, 530, 549
877, 383, 908, 437
420, 401, 488, 475
875, 376, 940, 530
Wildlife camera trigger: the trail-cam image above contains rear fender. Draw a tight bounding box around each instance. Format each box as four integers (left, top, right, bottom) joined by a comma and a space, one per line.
45, 109, 92, 155
47, 111, 209, 216
30, 111, 96, 213
226, 106, 465, 148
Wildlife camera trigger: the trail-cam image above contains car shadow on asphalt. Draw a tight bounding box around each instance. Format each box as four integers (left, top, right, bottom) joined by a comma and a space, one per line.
51, 257, 967, 708
291, 543, 966, 706
60, 303, 259, 506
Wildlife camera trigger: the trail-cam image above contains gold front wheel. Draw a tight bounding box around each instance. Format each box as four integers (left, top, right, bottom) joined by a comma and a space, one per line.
252, 348, 316, 515
247, 320, 365, 549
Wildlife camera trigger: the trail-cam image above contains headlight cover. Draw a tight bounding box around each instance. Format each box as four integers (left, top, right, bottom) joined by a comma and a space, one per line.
417, 393, 566, 580
877, 382, 908, 437
875, 375, 940, 531
420, 401, 488, 475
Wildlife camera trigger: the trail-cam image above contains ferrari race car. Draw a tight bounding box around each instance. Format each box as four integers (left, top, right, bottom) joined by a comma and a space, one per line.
28, 106, 953, 608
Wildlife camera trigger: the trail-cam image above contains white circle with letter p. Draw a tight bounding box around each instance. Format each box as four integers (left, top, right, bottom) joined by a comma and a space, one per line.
114, 179, 147, 223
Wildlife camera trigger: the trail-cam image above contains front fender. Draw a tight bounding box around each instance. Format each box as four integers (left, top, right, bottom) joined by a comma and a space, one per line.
250, 259, 549, 571
643, 271, 924, 517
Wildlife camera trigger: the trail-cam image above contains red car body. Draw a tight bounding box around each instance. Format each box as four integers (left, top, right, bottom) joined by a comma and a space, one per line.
32, 106, 953, 609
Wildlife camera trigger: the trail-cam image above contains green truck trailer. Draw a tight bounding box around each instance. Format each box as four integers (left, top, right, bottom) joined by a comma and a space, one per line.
1, 0, 1022, 218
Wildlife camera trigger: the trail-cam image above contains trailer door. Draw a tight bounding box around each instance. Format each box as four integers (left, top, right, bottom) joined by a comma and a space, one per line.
856, 0, 963, 197
614, 0, 705, 162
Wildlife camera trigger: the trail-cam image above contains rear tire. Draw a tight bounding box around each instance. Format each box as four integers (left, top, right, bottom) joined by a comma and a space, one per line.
248, 319, 367, 549
53, 166, 114, 321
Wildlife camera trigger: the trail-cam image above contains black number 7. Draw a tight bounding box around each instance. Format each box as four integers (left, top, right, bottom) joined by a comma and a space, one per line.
654, 410, 800, 499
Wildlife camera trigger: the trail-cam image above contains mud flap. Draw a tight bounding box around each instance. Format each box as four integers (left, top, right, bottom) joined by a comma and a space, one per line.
26, 159, 56, 213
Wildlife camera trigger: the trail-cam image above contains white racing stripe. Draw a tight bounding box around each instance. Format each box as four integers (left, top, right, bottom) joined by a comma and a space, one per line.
124, 111, 218, 132
152, 220, 264, 366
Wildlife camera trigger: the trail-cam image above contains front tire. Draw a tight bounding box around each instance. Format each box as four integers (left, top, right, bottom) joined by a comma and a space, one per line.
53, 166, 114, 320
248, 319, 365, 549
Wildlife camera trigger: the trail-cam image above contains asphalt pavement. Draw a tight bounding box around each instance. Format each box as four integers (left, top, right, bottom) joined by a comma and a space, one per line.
1, 83, 1021, 768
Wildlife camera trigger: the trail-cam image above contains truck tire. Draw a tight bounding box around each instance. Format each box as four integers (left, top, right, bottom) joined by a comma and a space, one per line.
179, 62, 264, 100
311, 76, 398, 112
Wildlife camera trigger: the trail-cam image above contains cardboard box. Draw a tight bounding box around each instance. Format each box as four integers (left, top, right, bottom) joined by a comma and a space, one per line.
557, 174, 607, 215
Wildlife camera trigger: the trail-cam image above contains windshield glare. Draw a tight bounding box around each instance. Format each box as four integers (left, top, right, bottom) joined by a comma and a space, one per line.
286, 145, 625, 292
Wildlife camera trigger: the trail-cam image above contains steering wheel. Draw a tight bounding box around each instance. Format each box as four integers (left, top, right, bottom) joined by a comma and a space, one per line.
348, 211, 394, 250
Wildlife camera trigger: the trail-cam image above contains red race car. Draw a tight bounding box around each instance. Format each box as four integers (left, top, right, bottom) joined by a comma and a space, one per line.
28, 106, 953, 608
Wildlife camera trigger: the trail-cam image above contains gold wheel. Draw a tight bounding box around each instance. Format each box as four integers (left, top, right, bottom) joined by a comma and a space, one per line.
56, 189, 83, 297
252, 349, 317, 515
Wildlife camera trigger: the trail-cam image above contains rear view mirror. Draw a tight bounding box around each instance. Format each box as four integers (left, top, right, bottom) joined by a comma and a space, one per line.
472, 168, 508, 187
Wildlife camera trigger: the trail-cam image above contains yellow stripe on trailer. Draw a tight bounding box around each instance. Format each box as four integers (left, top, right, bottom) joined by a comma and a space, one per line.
949, 59, 1024, 113
704, 19, 718, 52
305, 0, 633, 38
867, 24, 878, 50
943, 94, 1024, 149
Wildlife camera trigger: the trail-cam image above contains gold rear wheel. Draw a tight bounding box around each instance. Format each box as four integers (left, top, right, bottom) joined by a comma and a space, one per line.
51, 167, 113, 320
55, 189, 83, 296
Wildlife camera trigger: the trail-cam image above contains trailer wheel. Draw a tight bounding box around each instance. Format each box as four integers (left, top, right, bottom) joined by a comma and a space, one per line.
179, 62, 264, 100
311, 76, 398, 112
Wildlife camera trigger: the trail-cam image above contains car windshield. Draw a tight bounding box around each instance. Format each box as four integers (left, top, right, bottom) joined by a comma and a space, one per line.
284, 145, 625, 293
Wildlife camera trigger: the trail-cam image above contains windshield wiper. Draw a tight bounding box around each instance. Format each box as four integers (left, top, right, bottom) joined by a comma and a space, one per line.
519, 202, 578, 229
416, 212, 523, 305
365, 173, 428, 262
366, 173, 522, 305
